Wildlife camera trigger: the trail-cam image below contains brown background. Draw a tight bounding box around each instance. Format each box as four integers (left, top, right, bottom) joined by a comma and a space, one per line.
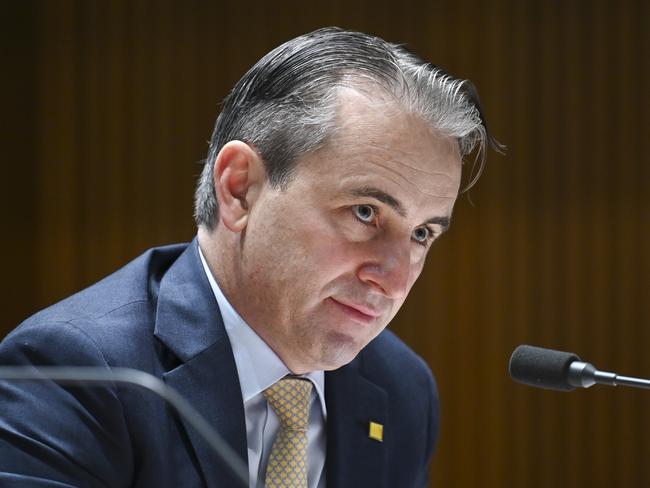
3, 1, 649, 486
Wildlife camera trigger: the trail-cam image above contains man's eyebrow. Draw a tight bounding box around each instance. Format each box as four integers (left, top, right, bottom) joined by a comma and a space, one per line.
349, 187, 451, 231
350, 187, 406, 217
425, 216, 450, 232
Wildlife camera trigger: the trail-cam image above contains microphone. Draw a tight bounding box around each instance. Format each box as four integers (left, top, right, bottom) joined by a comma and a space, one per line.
509, 344, 650, 392
0, 366, 248, 486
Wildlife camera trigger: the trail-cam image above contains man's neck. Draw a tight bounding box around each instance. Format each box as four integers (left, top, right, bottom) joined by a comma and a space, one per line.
197, 226, 239, 304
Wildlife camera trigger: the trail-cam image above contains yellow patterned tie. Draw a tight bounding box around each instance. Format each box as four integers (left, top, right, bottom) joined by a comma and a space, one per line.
263, 377, 313, 488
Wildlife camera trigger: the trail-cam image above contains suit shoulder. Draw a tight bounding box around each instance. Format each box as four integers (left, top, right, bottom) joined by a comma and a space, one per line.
362, 329, 435, 383
3, 242, 189, 364
356, 329, 438, 414
35, 242, 187, 321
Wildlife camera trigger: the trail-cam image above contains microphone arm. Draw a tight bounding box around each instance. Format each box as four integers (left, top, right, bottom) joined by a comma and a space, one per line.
567, 361, 650, 390
0, 366, 248, 486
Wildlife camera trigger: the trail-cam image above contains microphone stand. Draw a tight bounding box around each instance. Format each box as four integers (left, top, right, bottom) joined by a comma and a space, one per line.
0, 366, 248, 486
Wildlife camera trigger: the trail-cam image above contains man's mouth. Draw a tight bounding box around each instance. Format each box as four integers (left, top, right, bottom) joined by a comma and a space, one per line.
328, 297, 382, 325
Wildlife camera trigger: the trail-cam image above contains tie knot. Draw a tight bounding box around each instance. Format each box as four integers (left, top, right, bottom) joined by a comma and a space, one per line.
264, 377, 313, 431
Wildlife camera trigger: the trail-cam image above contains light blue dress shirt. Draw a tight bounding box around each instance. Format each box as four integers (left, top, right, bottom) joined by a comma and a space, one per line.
198, 245, 327, 488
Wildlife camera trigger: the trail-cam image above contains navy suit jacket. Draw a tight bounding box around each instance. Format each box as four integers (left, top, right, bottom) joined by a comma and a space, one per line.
0, 240, 439, 487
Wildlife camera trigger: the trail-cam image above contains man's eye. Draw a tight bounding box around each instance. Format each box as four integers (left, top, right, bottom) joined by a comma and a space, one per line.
352, 204, 376, 224
412, 227, 431, 245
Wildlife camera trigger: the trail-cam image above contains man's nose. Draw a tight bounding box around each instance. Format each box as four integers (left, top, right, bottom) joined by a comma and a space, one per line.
357, 238, 412, 299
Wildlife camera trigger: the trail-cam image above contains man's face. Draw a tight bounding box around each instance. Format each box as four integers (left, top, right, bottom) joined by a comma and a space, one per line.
234, 88, 462, 373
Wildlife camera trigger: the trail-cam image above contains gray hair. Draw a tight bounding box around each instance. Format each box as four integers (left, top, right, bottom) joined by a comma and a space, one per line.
195, 27, 501, 229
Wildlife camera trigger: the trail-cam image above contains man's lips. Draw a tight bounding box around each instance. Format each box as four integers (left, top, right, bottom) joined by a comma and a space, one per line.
328, 297, 382, 324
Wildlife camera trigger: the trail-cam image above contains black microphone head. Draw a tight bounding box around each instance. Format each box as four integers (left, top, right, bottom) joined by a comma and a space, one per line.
509, 345, 581, 391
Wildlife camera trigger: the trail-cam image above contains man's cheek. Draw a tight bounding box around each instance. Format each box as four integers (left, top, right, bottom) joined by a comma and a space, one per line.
299, 226, 352, 266
314, 241, 357, 274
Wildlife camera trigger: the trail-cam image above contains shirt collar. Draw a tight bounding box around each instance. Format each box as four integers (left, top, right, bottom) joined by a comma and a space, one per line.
197, 241, 327, 417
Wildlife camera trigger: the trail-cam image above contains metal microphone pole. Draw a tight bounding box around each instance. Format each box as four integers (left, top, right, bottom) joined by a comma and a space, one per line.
567, 361, 650, 390
0, 366, 248, 486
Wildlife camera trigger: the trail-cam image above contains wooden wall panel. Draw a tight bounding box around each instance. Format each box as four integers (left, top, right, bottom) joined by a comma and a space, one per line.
2, 0, 38, 330
3, 1, 649, 486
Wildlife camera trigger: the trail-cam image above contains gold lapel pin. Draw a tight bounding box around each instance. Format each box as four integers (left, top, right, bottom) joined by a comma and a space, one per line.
369, 421, 384, 442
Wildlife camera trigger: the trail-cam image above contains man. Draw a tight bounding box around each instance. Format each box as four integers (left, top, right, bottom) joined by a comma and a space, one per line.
0, 28, 498, 487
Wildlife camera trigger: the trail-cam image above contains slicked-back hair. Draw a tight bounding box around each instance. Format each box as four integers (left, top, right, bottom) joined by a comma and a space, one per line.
194, 27, 500, 229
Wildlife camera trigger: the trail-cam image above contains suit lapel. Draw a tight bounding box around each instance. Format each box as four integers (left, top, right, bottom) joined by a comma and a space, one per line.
325, 359, 388, 488
163, 340, 247, 486
154, 239, 248, 487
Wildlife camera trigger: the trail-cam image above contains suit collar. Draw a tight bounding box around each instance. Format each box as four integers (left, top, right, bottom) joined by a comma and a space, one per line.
154, 238, 226, 361
153, 238, 248, 486
325, 356, 388, 488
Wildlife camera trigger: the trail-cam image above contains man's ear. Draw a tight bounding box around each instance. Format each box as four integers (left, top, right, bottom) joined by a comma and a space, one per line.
213, 141, 265, 232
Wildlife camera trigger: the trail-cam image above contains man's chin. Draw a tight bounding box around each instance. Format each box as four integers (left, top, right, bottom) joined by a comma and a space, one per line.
310, 332, 366, 371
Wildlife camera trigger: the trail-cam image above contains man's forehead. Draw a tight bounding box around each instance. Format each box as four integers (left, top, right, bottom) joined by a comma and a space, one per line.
331, 88, 461, 169
333, 86, 404, 130
287, 85, 463, 218
326, 132, 462, 201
